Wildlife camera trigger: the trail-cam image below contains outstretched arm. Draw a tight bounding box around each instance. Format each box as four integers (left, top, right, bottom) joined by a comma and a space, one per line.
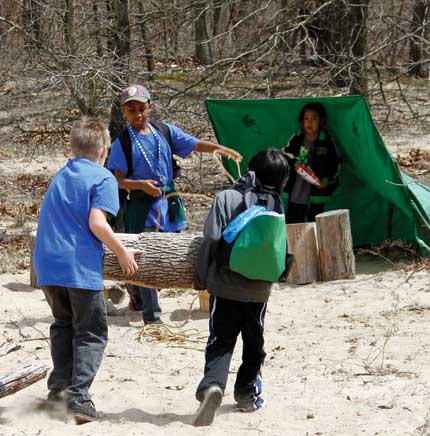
194, 140, 242, 163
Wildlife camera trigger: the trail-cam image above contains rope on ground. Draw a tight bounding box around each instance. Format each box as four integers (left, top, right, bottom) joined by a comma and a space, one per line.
135, 294, 208, 350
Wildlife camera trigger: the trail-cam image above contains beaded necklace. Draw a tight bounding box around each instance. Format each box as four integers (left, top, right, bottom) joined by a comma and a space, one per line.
128, 123, 165, 186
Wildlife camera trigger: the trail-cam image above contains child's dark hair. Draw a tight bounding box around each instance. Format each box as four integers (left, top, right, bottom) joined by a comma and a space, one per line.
298, 102, 327, 130
247, 148, 289, 193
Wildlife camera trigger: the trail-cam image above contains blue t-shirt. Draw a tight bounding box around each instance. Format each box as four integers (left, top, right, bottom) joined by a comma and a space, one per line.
34, 158, 119, 291
107, 122, 198, 232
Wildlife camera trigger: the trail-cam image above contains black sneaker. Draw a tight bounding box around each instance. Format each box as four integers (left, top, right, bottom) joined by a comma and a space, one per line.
236, 396, 265, 412
47, 390, 64, 403
193, 385, 223, 427
144, 318, 163, 326
67, 399, 98, 424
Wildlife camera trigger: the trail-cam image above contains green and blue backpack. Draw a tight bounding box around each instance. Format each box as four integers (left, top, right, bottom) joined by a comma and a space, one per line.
217, 187, 293, 283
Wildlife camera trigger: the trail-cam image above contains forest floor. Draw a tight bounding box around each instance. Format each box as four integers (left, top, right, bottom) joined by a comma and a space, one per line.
1, 67, 430, 436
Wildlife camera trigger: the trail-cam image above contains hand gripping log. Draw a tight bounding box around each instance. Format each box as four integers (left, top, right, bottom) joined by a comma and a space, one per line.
103, 232, 203, 289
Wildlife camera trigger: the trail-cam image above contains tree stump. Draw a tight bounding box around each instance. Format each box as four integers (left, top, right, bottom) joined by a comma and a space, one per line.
0, 364, 48, 399
103, 232, 203, 289
29, 230, 39, 288
286, 223, 319, 284
316, 210, 355, 281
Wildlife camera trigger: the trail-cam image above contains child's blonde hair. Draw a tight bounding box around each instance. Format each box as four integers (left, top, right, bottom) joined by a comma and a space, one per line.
70, 117, 110, 159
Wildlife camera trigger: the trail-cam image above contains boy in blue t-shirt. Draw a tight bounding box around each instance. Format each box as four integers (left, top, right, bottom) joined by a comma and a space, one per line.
108, 84, 242, 325
34, 117, 142, 424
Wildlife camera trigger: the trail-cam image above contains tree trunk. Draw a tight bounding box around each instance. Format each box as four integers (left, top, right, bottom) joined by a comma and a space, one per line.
316, 210, 355, 281
195, 1, 212, 65
63, 0, 76, 55
286, 223, 319, 284
22, 0, 42, 47
107, 0, 131, 139
137, 0, 155, 72
103, 232, 203, 288
409, 1, 429, 78
0, 364, 48, 399
349, 0, 369, 95
93, 0, 103, 57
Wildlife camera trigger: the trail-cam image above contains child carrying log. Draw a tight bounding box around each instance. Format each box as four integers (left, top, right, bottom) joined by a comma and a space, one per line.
33, 117, 141, 424
193, 148, 290, 426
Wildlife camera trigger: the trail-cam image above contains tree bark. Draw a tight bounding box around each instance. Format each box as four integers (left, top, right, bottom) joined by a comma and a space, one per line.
316, 210, 355, 281
409, 1, 429, 78
93, 0, 103, 57
63, 0, 76, 55
349, 0, 369, 95
0, 364, 48, 399
103, 232, 203, 289
137, 0, 155, 72
22, 0, 42, 47
195, 1, 212, 65
286, 223, 319, 284
107, 0, 131, 139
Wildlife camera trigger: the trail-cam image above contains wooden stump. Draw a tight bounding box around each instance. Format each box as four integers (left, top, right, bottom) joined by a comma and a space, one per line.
29, 230, 39, 288
316, 210, 355, 281
286, 223, 319, 284
198, 290, 210, 313
0, 364, 48, 399
103, 232, 203, 289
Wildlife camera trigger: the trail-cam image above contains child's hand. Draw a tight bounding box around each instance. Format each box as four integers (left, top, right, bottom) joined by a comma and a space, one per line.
117, 249, 143, 276
139, 180, 162, 197
226, 149, 242, 162
218, 147, 242, 162
297, 147, 309, 165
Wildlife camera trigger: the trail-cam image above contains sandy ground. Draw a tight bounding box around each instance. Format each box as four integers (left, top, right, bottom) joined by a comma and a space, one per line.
1, 127, 430, 435
1, 260, 430, 436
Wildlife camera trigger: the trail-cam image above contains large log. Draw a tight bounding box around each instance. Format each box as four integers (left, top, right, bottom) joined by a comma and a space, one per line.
316, 210, 355, 281
103, 232, 203, 289
0, 364, 48, 399
286, 223, 319, 284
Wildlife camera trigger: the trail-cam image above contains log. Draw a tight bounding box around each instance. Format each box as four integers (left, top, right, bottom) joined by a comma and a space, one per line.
29, 230, 39, 288
316, 210, 355, 281
0, 364, 48, 399
286, 223, 319, 284
103, 232, 203, 289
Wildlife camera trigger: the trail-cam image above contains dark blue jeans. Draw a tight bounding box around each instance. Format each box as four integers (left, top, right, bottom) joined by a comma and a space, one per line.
129, 227, 164, 323
42, 286, 107, 402
130, 285, 161, 323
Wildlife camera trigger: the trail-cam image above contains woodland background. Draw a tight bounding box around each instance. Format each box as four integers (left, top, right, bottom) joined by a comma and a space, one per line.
3, 4, 430, 435
2, 0, 430, 268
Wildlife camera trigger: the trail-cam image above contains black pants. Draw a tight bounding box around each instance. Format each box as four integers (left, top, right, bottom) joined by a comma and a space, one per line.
196, 296, 266, 404
286, 201, 324, 224
42, 286, 108, 402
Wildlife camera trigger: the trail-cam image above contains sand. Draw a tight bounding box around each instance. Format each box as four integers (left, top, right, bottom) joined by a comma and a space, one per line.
1, 260, 430, 436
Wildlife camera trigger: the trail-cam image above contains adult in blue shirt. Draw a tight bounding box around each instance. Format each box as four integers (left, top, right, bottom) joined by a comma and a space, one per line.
108, 84, 242, 325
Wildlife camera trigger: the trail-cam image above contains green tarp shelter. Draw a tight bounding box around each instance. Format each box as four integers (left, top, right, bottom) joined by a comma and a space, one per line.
205, 95, 430, 254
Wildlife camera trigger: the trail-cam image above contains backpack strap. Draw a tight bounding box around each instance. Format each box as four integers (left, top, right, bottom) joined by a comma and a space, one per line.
118, 129, 133, 177
150, 121, 181, 179
150, 121, 172, 148
241, 185, 283, 213
118, 122, 181, 179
